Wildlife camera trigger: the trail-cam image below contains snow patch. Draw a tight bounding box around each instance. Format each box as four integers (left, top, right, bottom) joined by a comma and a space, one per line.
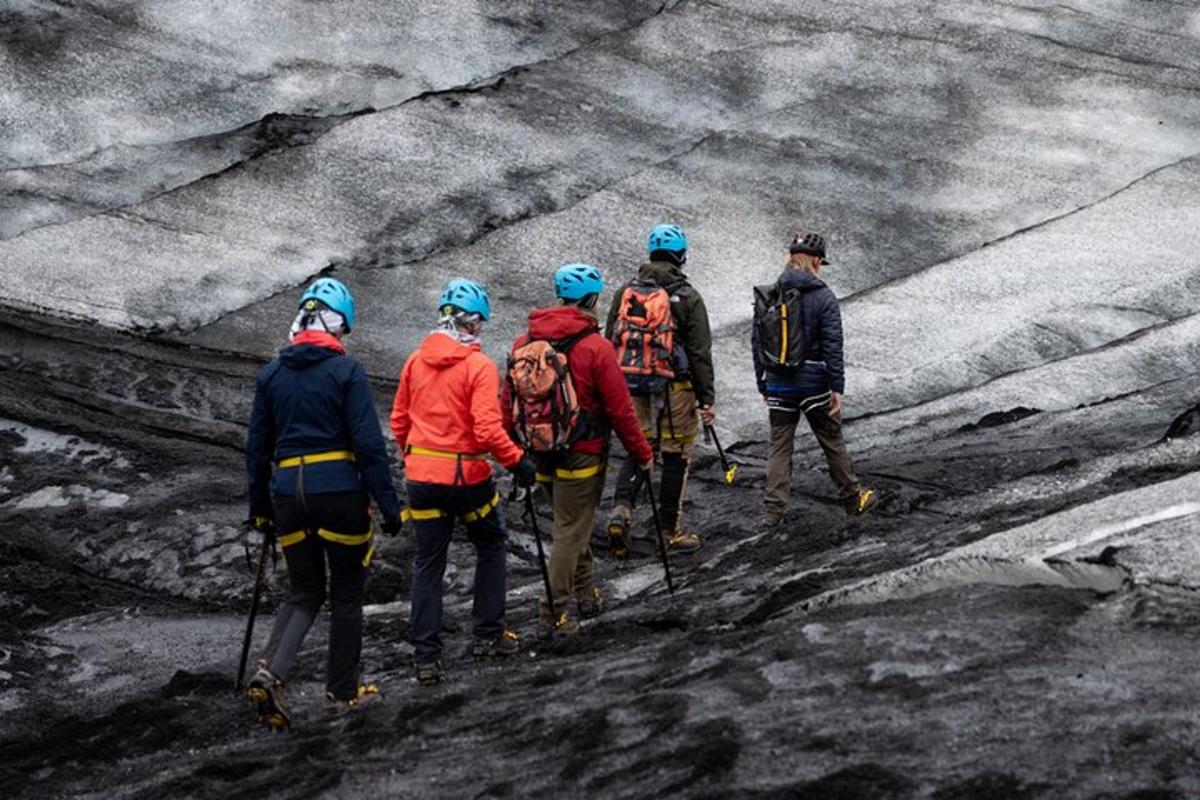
8, 485, 130, 510
0, 418, 130, 468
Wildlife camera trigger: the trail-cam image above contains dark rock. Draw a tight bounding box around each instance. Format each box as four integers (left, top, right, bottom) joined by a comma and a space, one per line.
958, 407, 1043, 432
1162, 403, 1200, 441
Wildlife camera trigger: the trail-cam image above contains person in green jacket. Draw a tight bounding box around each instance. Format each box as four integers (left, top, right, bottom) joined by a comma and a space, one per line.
604, 224, 716, 556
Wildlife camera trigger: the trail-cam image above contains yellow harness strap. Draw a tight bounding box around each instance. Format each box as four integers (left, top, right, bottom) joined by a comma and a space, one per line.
405, 445, 487, 461
536, 464, 605, 481
279, 528, 374, 566
669, 380, 693, 392
402, 507, 447, 522
316, 528, 372, 547
401, 492, 501, 524
278, 530, 306, 547
461, 493, 500, 522
276, 450, 355, 469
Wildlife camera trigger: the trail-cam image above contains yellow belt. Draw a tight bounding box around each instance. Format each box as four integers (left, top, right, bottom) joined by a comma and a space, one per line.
278, 528, 375, 566
669, 380, 693, 391
405, 445, 487, 461
277, 450, 355, 469
535, 463, 605, 482
401, 492, 500, 524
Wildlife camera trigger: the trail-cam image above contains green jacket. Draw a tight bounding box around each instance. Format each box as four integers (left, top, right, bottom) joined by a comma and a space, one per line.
605, 261, 715, 407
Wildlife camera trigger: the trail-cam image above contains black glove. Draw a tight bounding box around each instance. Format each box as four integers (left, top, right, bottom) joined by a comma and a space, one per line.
380, 513, 403, 537
511, 455, 538, 488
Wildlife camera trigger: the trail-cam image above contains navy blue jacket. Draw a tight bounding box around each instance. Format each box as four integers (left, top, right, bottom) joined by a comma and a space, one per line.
245, 343, 401, 522
752, 269, 846, 397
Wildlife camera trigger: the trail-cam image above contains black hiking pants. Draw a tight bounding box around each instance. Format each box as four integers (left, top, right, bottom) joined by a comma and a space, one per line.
407, 478, 507, 663
263, 490, 372, 702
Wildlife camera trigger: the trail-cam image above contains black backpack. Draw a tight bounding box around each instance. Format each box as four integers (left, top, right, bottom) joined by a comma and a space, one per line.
752, 282, 807, 373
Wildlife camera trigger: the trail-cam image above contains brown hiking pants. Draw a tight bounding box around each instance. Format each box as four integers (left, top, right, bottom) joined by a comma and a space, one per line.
765, 396, 861, 518
534, 452, 606, 616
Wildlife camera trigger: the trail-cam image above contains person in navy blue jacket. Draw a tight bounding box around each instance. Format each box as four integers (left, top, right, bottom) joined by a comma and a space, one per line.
752, 233, 877, 528
243, 277, 401, 730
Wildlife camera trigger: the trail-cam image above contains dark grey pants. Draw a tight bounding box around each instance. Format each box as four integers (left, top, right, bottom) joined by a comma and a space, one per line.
406, 478, 507, 663
765, 395, 861, 518
263, 490, 372, 701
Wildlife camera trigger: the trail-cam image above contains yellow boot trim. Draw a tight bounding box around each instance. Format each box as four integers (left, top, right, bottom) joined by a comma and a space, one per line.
278, 530, 306, 547
276, 450, 355, 468
401, 507, 447, 522
405, 445, 486, 461
316, 528, 374, 546
461, 492, 500, 522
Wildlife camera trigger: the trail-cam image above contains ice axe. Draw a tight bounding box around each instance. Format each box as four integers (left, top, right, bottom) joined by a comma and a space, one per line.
235, 521, 273, 696
642, 472, 675, 595
703, 425, 739, 485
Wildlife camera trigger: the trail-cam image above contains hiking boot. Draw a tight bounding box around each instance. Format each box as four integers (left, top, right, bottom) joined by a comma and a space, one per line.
762, 510, 785, 530
325, 683, 381, 712
606, 513, 632, 560
577, 586, 604, 620
667, 530, 701, 554
246, 665, 290, 732
845, 488, 879, 517
472, 630, 520, 659
415, 659, 446, 687
538, 611, 581, 639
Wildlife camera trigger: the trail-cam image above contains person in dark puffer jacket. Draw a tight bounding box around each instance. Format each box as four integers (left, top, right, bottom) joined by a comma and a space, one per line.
243, 277, 401, 730
753, 233, 877, 527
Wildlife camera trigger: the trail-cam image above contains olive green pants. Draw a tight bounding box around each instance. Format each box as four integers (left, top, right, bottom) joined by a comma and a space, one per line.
765, 401, 860, 518
535, 452, 606, 616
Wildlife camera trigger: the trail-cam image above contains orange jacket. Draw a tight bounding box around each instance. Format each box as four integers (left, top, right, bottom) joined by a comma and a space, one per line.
390, 332, 525, 486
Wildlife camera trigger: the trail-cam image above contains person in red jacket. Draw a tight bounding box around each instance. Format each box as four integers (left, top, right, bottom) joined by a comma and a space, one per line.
503, 264, 654, 637
390, 278, 536, 686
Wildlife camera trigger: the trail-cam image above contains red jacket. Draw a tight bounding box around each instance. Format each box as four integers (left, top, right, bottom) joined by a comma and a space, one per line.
391, 332, 525, 486
503, 306, 653, 464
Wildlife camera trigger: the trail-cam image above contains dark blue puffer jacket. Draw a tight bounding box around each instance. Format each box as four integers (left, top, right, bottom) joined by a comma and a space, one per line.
245, 343, 401, 522
752, 269, 846, 397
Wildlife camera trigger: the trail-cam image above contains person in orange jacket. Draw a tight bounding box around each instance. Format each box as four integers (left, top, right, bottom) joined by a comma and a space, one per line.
390, 278, 536, 686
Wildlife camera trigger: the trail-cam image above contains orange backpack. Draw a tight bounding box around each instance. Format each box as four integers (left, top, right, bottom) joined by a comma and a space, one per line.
507, 338, 583, 453
612, 280, 676, 393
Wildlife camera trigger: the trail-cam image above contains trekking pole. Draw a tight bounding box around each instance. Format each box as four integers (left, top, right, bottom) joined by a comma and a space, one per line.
524, 490, 556, 622
235, 523, 273, 695
642, 474, 675, 595
704, 424, 739, 486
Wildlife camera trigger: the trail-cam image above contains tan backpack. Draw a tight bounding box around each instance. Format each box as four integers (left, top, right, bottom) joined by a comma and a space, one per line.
507, 338, 582, 453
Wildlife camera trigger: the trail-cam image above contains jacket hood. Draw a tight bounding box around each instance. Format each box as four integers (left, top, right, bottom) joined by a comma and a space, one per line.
527, 306, 599, 342
279, 343, 343, 369
777, 268, 828, 292
419, 331, 480, 368
638, 260, 688, 287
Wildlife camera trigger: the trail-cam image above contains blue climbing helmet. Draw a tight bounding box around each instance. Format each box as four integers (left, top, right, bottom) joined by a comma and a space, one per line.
438, 278, 491, 321
298, 277, 356, 330
554, 263, 604, 301
647, 224, 687, 254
